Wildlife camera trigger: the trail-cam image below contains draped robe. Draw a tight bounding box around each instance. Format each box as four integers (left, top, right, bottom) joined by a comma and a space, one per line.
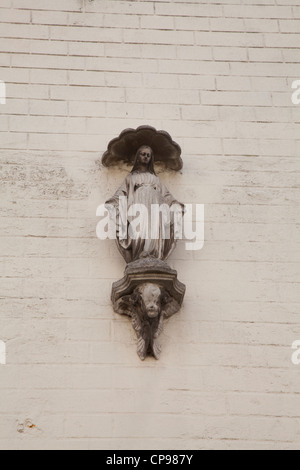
106, 171, 182, 263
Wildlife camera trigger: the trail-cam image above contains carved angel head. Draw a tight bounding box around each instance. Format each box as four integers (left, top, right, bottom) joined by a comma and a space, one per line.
114, 283, 180, 360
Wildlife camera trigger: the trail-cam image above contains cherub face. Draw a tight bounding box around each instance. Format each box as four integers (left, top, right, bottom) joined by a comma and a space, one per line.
139, 283, 162, 318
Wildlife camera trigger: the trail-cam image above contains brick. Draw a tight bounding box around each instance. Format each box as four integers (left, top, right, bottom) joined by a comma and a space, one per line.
85, 117, 141, 135
210, 18, 246, 32
230, 62, 300, 77
272, 92, 294, 106
6, 83, 49, 100
255, 107, 292, 122
283, 49, 300, 62
0, 67, 29, 83
251, 77, 288, 92
177, 45, 212, 61
244, 18, 279, 33
29, 40, 68, 56
28, 133, 68, 151
69, 71, 106, 87
86, 57, 158, 73
30, 69, 68, 85
0, 132, 27, 149
106, 102, 144, 119
0, 38, 30, 53
181, 105, 219, 121
156, 3, 223, 17
201, 91, 272, 106
85, 1, 154, 15
105, 42, 142, 58
265, 33, 300, 48
0, 0, 11, 7
0, 98, 28, 115
68, 41, 105, 57
183, 137, 223, 155
82, 13, 139, 29
12, 0, 83, 11
141, 15, 174, 30
144, 73, 179, 89
213, 46, 248, 62
68, 101, 106, 117
105, 72, 142, 88
217, 76, 251, 91
143, 103, 180, 120
141, 44, 177, 59
50, 85, 125, 103
218, 106, 256, 122
278, 0, 300, 4
174, 16, 210, 31
11, 54, 85, 70
124, 29, 194, 45
229, 393, 300, 418
0, 53, 10, 66
179, 75, 215, 90
64, 415, 113, 438
159, 60, 230, 75
248, 47, 283, 62
9, 115, 85, 134
126, 88, 199, 105
0, 23, 49, 39
0, 115, 9, 131
68, 133, 112, 152
32, 10, 69, 25
280, 20, 300, 33
50, 25, 123, 43
223, 5, 293, 18
204, 368, 300, 394
0, 8, 30, 23
195, 31, 264, 47
292, 7, 300, 18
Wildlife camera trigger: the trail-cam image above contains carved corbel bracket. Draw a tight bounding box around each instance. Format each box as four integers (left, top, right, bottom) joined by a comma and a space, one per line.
112, 259, 186, 361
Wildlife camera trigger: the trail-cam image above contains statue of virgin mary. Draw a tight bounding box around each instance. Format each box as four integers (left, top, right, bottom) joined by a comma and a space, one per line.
106, 145, 184, 264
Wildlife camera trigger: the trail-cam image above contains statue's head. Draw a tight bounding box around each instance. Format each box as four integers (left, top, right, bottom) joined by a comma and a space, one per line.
137, 283, 162, 318
131, 145, 156, 175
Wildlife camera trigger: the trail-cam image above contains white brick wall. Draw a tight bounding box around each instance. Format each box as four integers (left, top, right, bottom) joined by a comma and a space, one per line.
0, 0, 299, 450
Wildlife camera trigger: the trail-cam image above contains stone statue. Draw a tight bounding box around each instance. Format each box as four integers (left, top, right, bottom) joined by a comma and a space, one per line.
102, 127, 186, 361
106, 145, 184, 263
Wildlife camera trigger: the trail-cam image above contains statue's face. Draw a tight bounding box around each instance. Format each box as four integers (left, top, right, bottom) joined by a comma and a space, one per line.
137, 146, 152, 166
139, 284, 161, 318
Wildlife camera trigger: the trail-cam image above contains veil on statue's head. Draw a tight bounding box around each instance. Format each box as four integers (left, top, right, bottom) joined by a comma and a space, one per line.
131, 145, 156, 176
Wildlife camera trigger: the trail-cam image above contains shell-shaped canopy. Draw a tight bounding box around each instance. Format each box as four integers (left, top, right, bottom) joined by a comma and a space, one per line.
102, 126, 183, 171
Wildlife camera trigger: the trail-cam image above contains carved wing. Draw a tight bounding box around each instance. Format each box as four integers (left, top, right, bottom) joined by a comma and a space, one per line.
114, 295, 135, 317
161, 289, 181, 318
131, 312, 148, 361
154, 314, 164, 339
